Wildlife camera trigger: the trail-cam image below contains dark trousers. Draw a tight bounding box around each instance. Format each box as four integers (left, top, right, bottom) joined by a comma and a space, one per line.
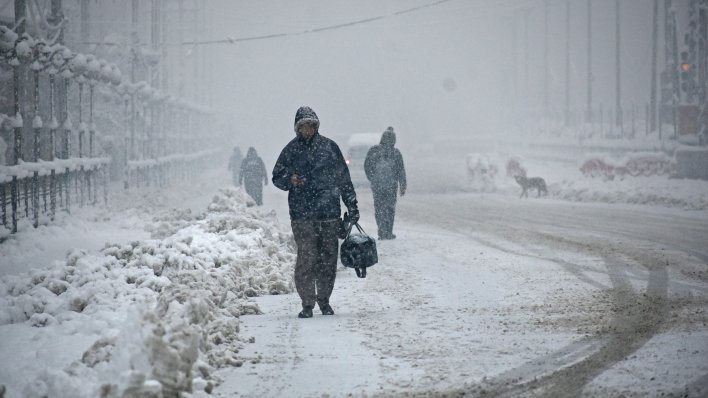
372, 187, 397, 238
291, 219, 340, 308
244, 179, 263, 205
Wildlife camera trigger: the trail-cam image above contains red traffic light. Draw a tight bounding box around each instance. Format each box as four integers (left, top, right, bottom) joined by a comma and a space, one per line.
681, 63, 691, 72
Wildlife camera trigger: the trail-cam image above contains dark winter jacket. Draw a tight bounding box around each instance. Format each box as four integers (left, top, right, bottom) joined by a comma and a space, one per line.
239, 147, 267, 185
272, 108, 358, 221
364, 130, 406, 193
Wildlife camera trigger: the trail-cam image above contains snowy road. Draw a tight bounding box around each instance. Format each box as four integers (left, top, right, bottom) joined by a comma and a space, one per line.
215, 192, 708, 397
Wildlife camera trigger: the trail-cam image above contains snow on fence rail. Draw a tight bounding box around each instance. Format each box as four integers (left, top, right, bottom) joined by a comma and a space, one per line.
0, 157, 110, 238
0, 157, 110, 182
0, 149, 226, 237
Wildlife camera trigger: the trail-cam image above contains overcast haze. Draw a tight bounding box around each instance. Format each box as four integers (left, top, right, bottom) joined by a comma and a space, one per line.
198, 0, 660, 153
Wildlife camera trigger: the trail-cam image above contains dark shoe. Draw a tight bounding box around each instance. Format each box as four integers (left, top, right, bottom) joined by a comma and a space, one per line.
298, 305, 313, 318
319, 303, 335, 315
389, 233, 396, 239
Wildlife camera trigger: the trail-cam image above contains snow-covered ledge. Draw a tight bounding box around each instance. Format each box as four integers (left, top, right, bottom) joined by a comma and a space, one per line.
0, 157, 111, 183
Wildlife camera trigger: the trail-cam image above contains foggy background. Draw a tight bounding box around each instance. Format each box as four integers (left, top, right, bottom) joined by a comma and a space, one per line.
1, 0, 691, 194
199, 0, 659, 156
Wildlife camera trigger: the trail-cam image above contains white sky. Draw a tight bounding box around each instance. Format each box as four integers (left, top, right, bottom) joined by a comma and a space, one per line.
200, 0, 661, 152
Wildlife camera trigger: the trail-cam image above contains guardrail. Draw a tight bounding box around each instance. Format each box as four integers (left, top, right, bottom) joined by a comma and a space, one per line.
1, 149, 222, 237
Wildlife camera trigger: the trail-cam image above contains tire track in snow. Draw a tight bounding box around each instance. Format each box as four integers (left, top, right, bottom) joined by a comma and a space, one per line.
394, 193, 700, 397
485, 248, 669, 397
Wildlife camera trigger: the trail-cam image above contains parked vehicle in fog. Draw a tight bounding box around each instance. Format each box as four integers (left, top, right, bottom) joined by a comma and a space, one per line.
345, 133, 380, 188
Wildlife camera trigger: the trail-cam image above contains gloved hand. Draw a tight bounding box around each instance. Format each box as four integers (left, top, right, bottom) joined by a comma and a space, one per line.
348, 208, 360, 224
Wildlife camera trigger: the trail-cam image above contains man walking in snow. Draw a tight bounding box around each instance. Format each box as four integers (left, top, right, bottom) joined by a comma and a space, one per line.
364, 126, 406, 240
239, 147, 268, 205
272, 106, 360, 318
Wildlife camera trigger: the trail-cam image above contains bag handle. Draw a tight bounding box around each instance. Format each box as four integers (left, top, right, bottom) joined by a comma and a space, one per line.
344, 222, 369, 239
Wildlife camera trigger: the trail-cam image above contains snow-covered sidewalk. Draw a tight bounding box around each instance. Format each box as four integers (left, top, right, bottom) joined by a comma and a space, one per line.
214, 222, 592, 396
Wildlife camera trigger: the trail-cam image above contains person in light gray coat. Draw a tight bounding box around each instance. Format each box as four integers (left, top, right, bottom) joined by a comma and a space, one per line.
239, 147, 267, 205
364, 127, 406, 240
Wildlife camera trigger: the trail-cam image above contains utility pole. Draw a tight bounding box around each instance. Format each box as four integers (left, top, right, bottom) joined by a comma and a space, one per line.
662, 0, 680, 134
193, 0, 201, 104
161, 0, 169, 93
80, 0, 89, 49
512, 10, 518, 121
523, 10, 529, 121
201, 1, 209, 109
178, 0, 184, 98
615, 0, 622, 129
151, 0, 161, 90
544, 0, 549, 122
565, 0, 570, 127
587, 0, 593, 123
699, 0, 707, 144
131, 0, 138, 163
650, 0, 659, 132
151, 0, 160, 163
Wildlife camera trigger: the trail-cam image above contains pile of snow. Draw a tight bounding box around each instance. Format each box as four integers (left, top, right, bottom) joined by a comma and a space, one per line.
464, 153, 499, 192
0, 188, 295, 397
578, 151, 676, 180
552, 176, 708, 210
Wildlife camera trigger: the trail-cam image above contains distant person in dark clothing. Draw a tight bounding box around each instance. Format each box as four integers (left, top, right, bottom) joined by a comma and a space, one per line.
364, 126, 406, 240
272, 106, 360, 319
228, 146, 243, 186
239, 147, 267, 205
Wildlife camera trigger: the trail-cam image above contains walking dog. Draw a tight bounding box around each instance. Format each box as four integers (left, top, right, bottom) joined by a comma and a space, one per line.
515, 175, 548, 198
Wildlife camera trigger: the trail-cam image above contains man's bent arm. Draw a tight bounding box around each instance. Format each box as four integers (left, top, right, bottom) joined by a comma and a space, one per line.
272, 151, 292, 191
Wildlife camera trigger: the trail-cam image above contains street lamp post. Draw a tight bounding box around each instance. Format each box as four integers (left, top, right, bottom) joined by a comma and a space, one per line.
31, 39, 45, 227
77, 76, 85, 207
48, 51, 61, 220
60, 49, 74, 213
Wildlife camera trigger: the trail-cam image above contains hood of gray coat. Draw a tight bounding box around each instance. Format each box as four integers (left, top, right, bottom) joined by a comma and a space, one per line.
380, 130, 396, 147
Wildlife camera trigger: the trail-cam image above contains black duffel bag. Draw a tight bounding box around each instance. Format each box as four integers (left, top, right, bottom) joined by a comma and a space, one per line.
340, 222, 378, 278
